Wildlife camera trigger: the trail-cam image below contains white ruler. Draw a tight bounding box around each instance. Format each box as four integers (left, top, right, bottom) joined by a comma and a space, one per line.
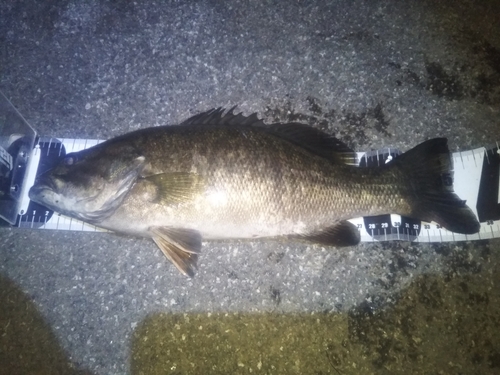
15, 137, 500, 243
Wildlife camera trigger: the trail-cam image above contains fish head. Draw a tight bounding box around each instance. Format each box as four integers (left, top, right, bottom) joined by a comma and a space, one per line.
29, 146, 146, 223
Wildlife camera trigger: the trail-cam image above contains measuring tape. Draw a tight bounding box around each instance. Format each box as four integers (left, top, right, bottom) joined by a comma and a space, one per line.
12, 137, 500, 243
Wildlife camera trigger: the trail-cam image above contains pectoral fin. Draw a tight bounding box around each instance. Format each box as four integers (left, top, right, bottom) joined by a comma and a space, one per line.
144, 172, 204, 205
298, 220, 361, 247
150, 227, 202, 277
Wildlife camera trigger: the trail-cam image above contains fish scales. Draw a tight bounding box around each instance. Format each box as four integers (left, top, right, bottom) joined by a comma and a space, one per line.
101, 124, 407, 237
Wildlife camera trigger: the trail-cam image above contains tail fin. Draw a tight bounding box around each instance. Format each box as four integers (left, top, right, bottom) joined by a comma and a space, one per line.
394, 138, 480, 234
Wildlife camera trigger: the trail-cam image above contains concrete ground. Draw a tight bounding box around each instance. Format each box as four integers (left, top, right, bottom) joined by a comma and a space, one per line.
1, 1, 499, 374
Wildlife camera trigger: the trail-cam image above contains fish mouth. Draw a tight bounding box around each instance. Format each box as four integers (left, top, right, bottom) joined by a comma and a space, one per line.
28, 185, 61, 214
28, 184, 53, 203
29, 185, 68, 215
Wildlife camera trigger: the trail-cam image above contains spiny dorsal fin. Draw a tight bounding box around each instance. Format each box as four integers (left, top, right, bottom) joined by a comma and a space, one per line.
181, 108, 357, 165
150, 227, 202, 277
180, 107, 265, 127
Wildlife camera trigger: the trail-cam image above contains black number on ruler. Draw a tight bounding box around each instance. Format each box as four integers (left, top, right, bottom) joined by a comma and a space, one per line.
363, 214, 421, 241
476, 146, 500, 222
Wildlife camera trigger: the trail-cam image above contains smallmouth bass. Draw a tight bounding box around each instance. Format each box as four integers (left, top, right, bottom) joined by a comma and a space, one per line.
29, 108, 480, 276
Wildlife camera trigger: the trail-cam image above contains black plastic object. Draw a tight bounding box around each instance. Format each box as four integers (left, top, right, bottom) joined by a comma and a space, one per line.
476, 145, 500, 223
16, 139, 66, 229
0, 91, 37, 225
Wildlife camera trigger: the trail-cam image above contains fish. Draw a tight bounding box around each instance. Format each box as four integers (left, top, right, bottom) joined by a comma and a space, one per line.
29, 108, 480, 276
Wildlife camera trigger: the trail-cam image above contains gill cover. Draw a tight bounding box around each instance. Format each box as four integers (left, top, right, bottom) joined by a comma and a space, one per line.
29, 146, 146, 223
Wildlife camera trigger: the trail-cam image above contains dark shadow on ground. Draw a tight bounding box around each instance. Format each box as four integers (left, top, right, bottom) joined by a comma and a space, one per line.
0, 274, 94, 375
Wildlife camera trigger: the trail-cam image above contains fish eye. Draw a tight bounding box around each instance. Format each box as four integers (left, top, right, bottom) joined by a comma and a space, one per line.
63, 154, 77, 165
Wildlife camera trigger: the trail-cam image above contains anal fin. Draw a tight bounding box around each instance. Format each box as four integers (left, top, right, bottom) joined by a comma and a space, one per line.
150, 227, 202, 277
297, 220, 361, 247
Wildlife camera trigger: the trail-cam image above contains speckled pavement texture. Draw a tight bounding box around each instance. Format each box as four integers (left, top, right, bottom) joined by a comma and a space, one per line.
1, 1, 500, 374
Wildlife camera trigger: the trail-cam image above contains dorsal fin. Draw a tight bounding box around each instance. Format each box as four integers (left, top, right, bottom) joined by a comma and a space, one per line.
180, 107, 357, 165
180, 107, 265, 127
264, 122, 358, 165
